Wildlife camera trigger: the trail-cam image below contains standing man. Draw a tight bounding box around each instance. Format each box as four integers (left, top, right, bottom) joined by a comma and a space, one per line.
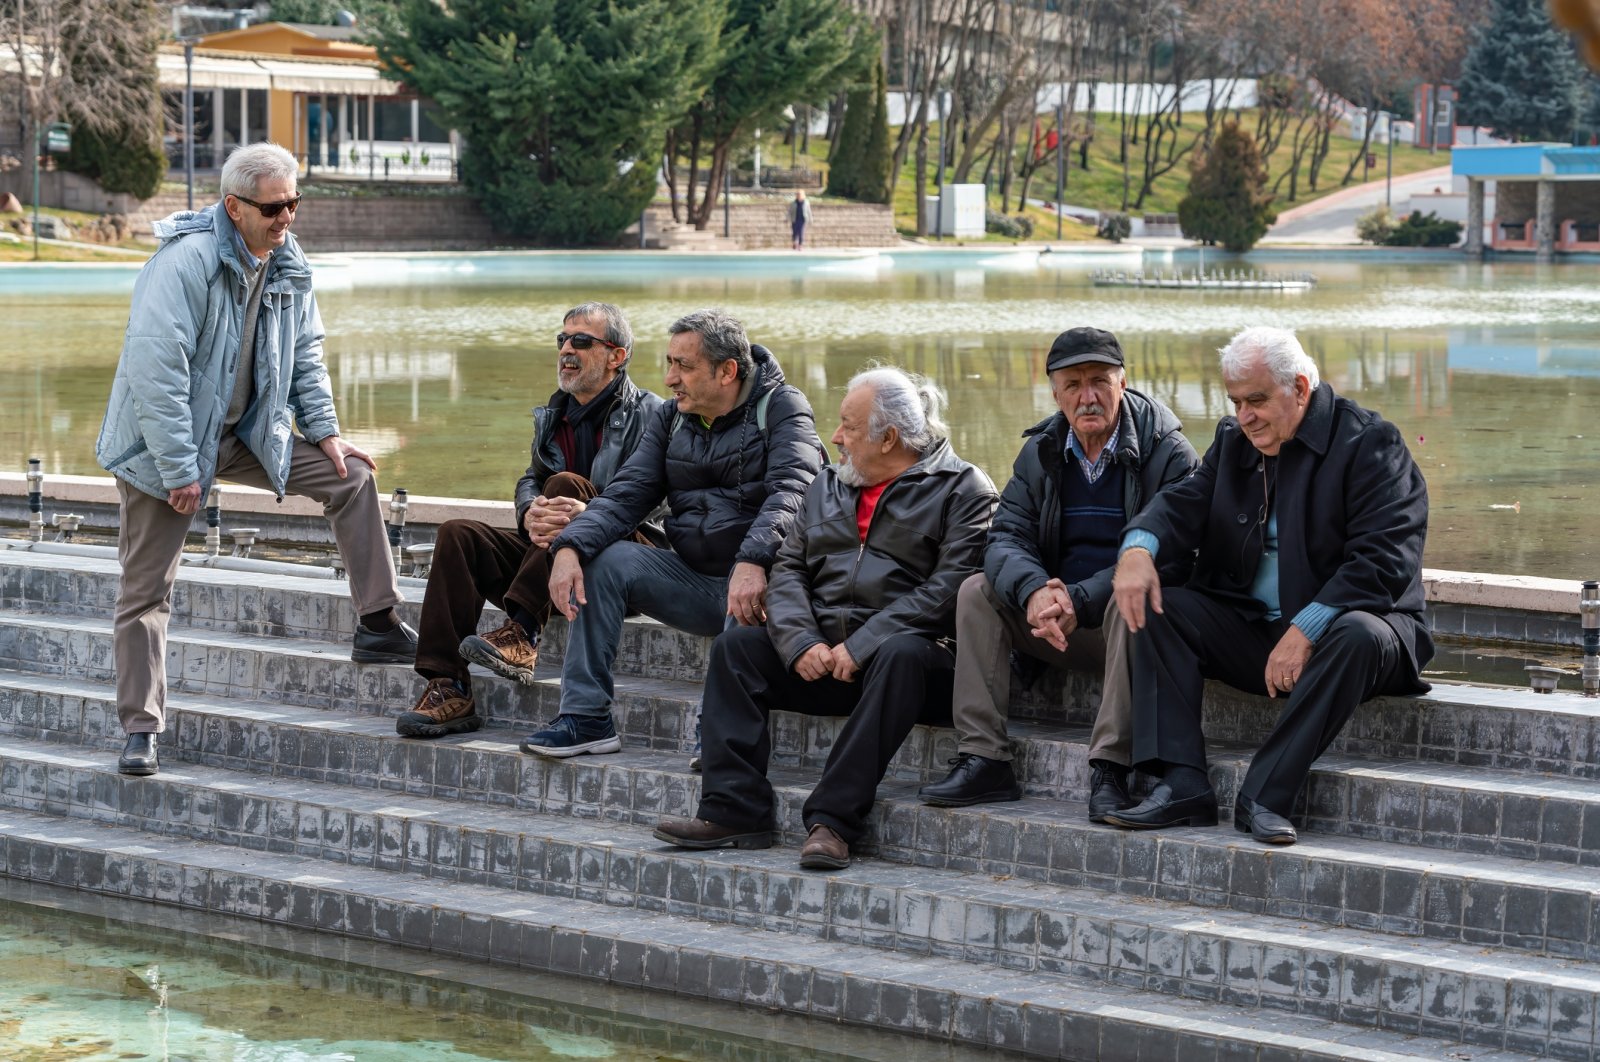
919, 327, 1197, 820
533, 309, 823, 757
787, 189, 812, 251
394, 302, 664, 739
1109, 326, 1431, 845
655, 368, 997, 869
96, 142, 413, 778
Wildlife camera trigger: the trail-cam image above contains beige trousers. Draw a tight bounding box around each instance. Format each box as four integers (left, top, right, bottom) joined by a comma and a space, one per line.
950, 571, 1133, 765
113, 434, 400, 733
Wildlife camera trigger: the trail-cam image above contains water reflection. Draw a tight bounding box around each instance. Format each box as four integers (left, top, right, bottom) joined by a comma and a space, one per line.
2, 253, 1596, 578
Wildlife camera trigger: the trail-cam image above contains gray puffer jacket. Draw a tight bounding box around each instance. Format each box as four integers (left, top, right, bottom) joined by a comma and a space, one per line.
96, 204, 334, 499
513, 372, 666, 545
985, 387, 1198, 628
550, 344, 822, 576
767, 439, 999, 669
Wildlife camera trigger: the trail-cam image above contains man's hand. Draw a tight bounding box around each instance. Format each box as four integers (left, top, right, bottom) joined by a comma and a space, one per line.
794, 642, 835, 682
829, 644, 860, 683
547, 547, 586, 620
1265, 625, 1314, 697
524, 495, 587, 548
1111, 548, 1161, 632
167, 482, 202, 516
726, 561, 768, 626
318, 435, 377, 479
1024, 578, 1078, 652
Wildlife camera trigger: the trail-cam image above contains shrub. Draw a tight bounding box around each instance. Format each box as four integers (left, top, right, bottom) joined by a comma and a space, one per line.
985, 209, 1029, 238
1097, 212, 1131, 242
1385, 210, 1464, 247
1177, 119, 1276, 251
1355, 204, 1397, 245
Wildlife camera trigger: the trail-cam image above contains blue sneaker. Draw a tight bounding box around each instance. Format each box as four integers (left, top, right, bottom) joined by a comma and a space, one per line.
519, 713, 622, 758
688, 713, 702, 772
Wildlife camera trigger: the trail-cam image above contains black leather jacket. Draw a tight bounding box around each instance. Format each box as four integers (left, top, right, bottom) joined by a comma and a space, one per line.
984, 387, 1198, 629
767, 438, 999, 669
513, 370, 665, 544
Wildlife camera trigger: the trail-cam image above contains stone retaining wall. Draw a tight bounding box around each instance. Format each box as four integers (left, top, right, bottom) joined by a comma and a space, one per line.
645, 201, 895, 250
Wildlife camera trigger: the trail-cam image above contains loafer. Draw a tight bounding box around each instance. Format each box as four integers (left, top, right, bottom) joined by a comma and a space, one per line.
1102, 782, 1218, 830
519, 713, 622, 758
118, 732, 159, 776
352, 621, 419, 664
1234, 795, 1298, 845
799, 824, 850, 870
918, 753, 1020, 807
1087, 759, 1137, 824
652, 815, 772, 850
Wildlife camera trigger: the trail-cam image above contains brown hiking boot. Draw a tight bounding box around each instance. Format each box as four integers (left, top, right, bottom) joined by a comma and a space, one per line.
396, 678, 482, 739
458, 619, 539, 685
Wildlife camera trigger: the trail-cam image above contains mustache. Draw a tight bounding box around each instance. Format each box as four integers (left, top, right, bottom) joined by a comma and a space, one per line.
1074, 403, 1106, 418
560, 356, 582, 370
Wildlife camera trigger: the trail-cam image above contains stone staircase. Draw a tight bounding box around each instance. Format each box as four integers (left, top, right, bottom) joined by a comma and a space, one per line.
0, 547, 1596, 1061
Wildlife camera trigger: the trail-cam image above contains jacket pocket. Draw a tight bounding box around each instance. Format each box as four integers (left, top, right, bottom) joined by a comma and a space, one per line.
104, 437, 150, 469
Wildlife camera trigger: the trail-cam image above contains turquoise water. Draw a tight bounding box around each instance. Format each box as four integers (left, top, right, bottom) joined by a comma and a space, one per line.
3, 249, 1598, 578
0, 881, 969, 1062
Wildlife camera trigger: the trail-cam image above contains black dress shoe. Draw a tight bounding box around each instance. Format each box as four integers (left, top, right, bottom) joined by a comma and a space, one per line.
1102, 782, 1218, 829
1087, 760, 1137, 824
352, 621, 419, 664
1234, 795, 1298, 845
918, 753, 1021, 807
118, 733, 159, 776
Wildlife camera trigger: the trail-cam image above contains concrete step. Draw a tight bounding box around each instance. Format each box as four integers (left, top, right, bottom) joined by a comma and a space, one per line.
3, 670, 1596, 969
0, 742, 1587, 1060
3, 813, 1547, 1062
5, 610, 1599, 870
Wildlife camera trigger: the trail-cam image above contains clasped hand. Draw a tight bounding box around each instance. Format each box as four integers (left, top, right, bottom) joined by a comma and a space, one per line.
793, 641, 860, 683
524, 495, 587, 548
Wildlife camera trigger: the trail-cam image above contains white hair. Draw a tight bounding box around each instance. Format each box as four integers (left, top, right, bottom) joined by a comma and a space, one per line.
846, 366, 948, 455
1218, 326, 1319, 391
220, 142, 298, 200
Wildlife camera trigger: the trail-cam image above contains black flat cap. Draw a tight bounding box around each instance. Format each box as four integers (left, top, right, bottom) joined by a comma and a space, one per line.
1046, 326, 1125, 373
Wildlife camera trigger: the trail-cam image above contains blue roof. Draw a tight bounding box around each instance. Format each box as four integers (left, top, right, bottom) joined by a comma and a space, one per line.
1454, 144, 1600, 179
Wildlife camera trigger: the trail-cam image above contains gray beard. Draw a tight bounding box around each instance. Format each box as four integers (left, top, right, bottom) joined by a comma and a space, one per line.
836, 457, 866, 488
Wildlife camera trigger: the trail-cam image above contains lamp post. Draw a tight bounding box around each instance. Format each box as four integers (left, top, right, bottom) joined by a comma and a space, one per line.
1385, 112, 1394, 211
184, 39, 196, 210
935, 90, 948, 240
1055, 100, 1065, 241
31, 121, 40, 261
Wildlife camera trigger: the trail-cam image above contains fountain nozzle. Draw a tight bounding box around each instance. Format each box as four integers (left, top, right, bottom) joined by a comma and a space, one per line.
25, 458, 43, 543
1581, 580, 1599, 698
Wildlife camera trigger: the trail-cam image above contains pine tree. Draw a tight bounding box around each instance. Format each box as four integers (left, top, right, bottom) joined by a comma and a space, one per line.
1177, 120, 1277, 252
858, 58, 893, 205
825, 78, 872, 198
1456, 0, 1583, 143
379, 0, 724, 246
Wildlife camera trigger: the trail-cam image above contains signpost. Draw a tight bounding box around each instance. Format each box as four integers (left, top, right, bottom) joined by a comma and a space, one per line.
31, 122, 72, 262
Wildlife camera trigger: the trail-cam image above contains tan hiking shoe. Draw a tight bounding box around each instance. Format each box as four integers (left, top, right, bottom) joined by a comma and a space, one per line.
396, 678, 482, 739
459, 619, 539, 685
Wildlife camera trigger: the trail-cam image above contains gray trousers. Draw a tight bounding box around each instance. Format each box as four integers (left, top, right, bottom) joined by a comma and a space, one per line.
950, 572, 1133, 765
113, 434, 401, 734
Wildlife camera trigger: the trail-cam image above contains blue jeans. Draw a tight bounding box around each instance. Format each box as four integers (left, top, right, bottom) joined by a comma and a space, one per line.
559, 541, 729, 717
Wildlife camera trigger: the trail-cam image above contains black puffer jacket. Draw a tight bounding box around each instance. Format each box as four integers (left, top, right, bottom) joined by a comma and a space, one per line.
513, 371, 666, 544
985, 387, 1198, 628
767, 439, 998, 669
551, 345, 822, 576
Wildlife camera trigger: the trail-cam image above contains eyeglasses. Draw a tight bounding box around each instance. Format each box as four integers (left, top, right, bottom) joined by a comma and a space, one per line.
231, 193, 303, 218
556, 331, 626, 352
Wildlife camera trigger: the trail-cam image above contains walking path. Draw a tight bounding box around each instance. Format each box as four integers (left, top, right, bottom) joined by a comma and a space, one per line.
1261, 165, 1455, 246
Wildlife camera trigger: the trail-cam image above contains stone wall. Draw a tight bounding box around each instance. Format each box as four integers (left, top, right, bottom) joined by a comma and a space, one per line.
1494, 180, 1600, 224
644, 201, 895, 250
0, 169, 142, 216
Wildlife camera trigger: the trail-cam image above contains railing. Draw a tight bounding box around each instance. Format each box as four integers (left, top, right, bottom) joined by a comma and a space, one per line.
307, 143, 458, 183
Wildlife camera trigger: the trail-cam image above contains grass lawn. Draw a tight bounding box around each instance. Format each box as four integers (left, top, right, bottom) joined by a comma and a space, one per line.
749, 109, 1451, 240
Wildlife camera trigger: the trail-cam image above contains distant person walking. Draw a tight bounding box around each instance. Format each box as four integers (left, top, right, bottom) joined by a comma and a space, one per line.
788, 189, 812, 250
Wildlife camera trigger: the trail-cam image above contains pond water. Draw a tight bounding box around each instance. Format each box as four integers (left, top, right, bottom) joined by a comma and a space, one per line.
2, 250, 1597, 579
0, 879, 986, 1062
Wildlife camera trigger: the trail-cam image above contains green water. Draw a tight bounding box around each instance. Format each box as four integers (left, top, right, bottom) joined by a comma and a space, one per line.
2, 250, 1598, 578
0, 880, 975, 1062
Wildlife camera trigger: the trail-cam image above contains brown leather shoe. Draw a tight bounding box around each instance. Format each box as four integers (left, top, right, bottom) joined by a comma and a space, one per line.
459, 619, 539, 685
799, 824, 850, 870
652, 816, 772, 850
395, 678, 483, 738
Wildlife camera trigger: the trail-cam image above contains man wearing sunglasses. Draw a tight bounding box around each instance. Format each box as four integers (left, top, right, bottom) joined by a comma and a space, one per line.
395, 302, 664, 739
96, 141, 413, 778
1108, 326, 1431, 845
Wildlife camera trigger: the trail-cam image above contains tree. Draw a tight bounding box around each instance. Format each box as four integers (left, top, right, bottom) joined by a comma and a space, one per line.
825, 55, 890, 202
379, 0, 723, 246
667, 0, 869, 229
270, 0, 406, 37
1456, 0, 1583, 142
59, 0, 165, 199
1177, 119, 1276, 251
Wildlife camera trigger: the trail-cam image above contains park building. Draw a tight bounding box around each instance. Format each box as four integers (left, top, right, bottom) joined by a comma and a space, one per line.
1454, 142, 1600, 260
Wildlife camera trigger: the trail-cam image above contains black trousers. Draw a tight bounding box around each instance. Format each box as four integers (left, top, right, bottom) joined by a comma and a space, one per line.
1130, 587, 1408, 815
696, 625, 954, 843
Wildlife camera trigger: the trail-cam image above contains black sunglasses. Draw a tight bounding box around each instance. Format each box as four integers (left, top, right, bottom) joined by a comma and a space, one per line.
556, 331, 625, 352
232, 193, 303, 218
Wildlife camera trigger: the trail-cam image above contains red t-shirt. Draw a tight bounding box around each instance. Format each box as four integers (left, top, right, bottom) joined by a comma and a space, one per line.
856, 480, 890, 541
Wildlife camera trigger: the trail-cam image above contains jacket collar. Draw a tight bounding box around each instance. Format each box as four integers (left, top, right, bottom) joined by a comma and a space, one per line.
152, 202, 312, 294
1023, 400, 1140, 468
542, 369, 639, 414
1234, 382, 1335, 468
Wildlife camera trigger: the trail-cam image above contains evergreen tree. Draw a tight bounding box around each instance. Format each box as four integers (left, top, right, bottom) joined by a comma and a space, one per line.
1456, 0, 1582, 142
59, 0, 165, 200
825, 80, 872, 198
857, 58, 892, 205
379, 0, 723, 246
1177, 120, 1277, 252
270, 0, 406, 38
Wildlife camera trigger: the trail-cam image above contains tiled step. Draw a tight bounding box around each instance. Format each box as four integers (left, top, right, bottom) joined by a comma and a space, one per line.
0, 756, 1583, 1062
6, 550, 1597, 780
6, 626, 1600, 871
2, 671, 1596, 967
